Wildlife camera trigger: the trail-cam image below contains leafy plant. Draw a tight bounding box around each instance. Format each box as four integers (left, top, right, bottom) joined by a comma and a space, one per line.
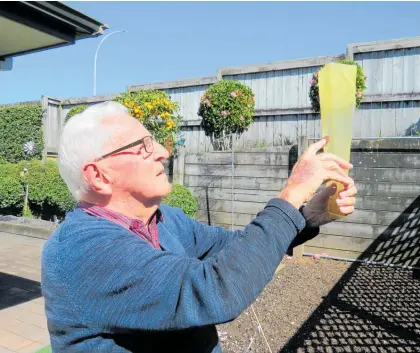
162, 184, 198, 218
309, 59, 367, 113
0, 104, 44, 163
198, 80, 255, 150
20, 159, 76, 219
114, 90, 182, 154
65, 104, 88, 123
0, 162, 23, 215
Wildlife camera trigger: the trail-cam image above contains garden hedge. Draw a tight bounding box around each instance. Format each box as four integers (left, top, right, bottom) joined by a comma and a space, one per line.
21, 159, 76, 218
0, 160, 197, 220
0, 159, 75, 219
0, 104, 44, 163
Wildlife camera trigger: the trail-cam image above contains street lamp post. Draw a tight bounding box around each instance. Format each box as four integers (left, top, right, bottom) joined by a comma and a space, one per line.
93, 29, 126, 96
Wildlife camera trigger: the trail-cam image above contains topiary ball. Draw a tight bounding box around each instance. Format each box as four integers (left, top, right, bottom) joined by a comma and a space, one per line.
162, 184, 198, 218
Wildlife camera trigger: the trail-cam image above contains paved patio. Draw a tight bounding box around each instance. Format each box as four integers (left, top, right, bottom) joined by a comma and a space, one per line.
0, 232, 49, 352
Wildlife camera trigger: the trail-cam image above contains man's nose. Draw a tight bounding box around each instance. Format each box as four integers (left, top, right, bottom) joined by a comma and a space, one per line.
153, 142, 170, 161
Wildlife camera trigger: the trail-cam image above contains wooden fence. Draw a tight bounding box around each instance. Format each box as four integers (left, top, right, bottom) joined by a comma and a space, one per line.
175, 137, 420, 267
7, 35, 416, 156
179, 145, 297, 229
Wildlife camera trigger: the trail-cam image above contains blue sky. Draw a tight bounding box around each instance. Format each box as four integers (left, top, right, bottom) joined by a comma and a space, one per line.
1, 1, 420, 104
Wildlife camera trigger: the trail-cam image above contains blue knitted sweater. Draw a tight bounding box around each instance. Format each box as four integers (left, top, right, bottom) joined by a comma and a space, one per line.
41, 198, 307, 353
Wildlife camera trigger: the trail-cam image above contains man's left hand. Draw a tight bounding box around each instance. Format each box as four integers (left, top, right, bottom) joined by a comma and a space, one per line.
302, 183, 357, 228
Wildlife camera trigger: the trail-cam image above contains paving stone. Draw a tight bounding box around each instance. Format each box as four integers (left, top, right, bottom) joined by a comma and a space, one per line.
0, 329, 33, 351
6, 322, 49, 343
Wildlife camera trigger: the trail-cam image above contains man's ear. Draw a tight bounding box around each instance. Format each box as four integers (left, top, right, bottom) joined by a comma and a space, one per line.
82, 163, 112, 196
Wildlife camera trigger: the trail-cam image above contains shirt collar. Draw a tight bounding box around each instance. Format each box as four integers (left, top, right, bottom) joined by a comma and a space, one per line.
77, 201, 164, 227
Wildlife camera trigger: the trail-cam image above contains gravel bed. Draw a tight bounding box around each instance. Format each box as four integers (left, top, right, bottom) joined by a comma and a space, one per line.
218, 257, 420, 353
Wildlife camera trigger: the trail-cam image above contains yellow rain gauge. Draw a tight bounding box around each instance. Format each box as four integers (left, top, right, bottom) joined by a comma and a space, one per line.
318, 63, 357, 219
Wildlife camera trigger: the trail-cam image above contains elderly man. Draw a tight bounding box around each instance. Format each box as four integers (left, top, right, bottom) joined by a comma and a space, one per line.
42, 101, 356, 353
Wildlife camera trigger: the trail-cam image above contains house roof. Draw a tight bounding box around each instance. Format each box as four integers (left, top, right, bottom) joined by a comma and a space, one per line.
0, 1, 108, 59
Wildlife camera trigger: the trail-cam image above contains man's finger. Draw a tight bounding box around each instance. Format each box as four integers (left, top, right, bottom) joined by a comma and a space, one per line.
339, 205, 355, 215
325, 172, 354, 187
322, 160, 347, 177
303, 137, 329, 158
336, 197, 356, 207
319, 153, 353, 170
339, 184, 358, 198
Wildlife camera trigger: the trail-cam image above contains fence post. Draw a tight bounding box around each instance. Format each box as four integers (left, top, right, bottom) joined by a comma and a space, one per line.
293, 135, 309, 258
172, 147, 185, 185
40, 96, 49, 165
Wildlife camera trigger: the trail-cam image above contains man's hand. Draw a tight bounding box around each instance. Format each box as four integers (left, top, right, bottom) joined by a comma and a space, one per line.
302, 182, 358, 228
278, 137, 354, 210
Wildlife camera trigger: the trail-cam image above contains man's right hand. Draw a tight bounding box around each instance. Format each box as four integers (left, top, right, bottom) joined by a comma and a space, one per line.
278, 137, 354, 209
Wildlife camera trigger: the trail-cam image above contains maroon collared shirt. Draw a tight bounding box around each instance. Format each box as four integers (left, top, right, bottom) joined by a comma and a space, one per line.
78, 202, 162, 249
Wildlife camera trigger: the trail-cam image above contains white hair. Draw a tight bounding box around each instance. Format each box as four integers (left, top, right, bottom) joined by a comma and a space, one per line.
58, 101, 129, 200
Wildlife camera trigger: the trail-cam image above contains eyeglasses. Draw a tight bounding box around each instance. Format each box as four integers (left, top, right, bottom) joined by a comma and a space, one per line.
95, 135, 154, 162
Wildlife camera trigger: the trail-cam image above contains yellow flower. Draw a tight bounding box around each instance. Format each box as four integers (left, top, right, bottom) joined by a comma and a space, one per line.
166, 120, 175, 129
144, 102, 153, 110
161, 112, 170, 120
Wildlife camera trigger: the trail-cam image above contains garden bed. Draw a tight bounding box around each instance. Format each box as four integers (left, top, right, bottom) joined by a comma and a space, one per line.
218, 257, 420, 352
218, 257, 350, 352
0, 215, 56, 239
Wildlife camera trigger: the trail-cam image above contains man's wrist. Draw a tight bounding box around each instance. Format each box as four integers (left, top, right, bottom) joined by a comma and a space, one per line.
277, 188, 304, 210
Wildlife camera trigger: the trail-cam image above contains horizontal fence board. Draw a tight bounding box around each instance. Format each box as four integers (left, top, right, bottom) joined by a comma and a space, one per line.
187, 179, 420, 197
319, 221, 420, 240
192, 188, 277, 204
306, 234, 375, 253
350, 137, 420, 151
356, 196, 420, 212
352, 182, 420, 198
197, 198, 266, 215
192, 188, 420, 213
320, 222, 386, 239
184, 164, 290, 179
350, 167, 420, 183
185, 175, 288, 191
350, 152, 420, 169
185, 151, 294, 166
195, 199, 412, 227
213, 223, 244, 230
304, 246, 366, 260
196, 210, 253, 227
185, 152, 420, 180
196, 209, 420, 237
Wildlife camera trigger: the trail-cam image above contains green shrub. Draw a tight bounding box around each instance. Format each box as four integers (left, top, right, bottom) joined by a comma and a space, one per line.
65, 104, 88, 123
198, 80, 255, 150
0, 163, 23, 214
162, 184, 198, 218
20, 159, 76, 219
0, 104, 43, 163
